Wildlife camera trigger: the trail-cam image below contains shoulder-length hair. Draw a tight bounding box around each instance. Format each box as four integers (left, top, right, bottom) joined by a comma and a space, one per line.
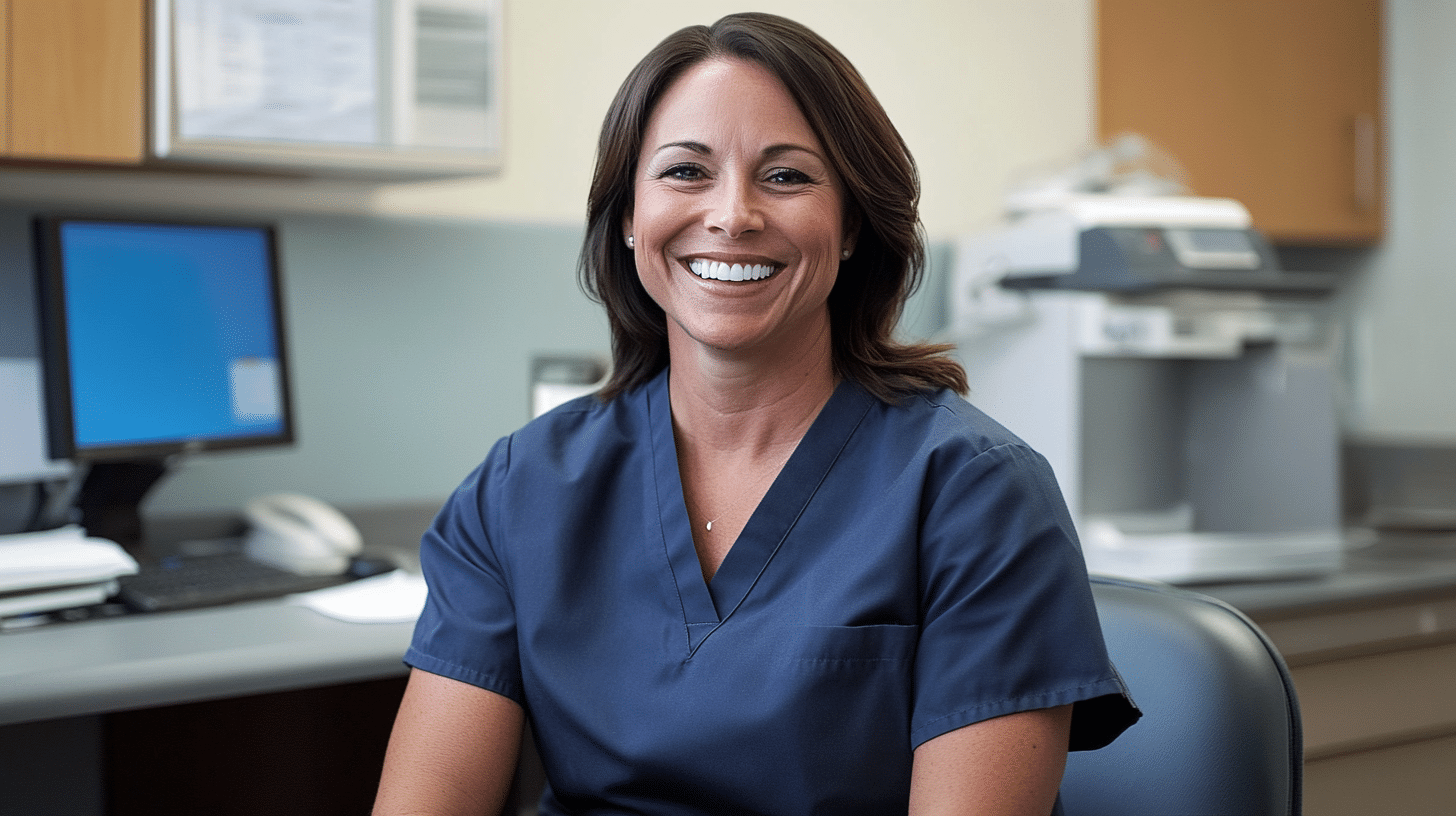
579, 12, 966, 403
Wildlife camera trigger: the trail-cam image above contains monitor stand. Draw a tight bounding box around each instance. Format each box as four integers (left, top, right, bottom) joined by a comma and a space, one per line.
75, 460, 169, 556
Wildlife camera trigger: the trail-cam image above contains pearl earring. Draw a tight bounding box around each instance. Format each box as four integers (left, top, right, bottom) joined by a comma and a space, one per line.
841, 248, 852, 260
626, 235, 635, 249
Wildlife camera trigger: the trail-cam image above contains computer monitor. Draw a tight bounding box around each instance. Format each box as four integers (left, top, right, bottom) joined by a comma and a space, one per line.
33, 216, 295, 550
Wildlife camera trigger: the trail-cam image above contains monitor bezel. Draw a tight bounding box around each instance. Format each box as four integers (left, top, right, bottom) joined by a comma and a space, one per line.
33, 214, 297, 463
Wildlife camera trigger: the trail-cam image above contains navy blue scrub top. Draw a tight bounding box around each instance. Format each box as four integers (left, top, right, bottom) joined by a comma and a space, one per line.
406, 370, 1138, 815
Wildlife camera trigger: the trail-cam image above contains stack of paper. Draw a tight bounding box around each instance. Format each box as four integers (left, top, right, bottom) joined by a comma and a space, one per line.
0, 525, 139, 617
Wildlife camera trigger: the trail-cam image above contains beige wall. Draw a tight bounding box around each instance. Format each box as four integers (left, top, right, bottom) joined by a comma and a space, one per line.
0, 0, 1096, 241
374, 0, 1097, 238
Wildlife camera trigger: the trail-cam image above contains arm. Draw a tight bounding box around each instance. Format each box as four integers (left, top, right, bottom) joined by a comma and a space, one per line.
373, 668, 525, 816
907, 704, 1073, 816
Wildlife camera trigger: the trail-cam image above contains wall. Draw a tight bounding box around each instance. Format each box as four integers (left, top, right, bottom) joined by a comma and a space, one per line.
1330, 0, 1456, 442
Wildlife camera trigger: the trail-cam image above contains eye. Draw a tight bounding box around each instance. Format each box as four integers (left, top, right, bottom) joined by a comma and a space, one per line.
765, 167, 812, 186
660, 163, 708, 182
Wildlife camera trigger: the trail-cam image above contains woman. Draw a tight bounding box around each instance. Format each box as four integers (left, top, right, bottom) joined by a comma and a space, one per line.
375, 12, 1137, 816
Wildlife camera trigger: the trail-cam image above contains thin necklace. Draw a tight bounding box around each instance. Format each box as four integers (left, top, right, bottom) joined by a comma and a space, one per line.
701, 449, 794, 532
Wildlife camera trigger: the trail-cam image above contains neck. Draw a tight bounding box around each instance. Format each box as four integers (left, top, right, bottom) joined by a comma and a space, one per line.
666, 323, 837, 457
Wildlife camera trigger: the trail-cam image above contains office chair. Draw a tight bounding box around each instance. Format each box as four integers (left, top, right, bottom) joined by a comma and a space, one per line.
1060, 575, 1303, 816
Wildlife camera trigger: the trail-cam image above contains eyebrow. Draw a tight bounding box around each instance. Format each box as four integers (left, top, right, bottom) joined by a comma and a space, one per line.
650, 141, 826, 162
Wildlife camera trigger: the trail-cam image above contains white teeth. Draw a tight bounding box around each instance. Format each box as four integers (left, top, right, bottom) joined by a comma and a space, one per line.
688, 259, 776, 281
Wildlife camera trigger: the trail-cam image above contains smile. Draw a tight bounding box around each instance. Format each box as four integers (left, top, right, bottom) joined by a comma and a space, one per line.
688, 259, 778, 282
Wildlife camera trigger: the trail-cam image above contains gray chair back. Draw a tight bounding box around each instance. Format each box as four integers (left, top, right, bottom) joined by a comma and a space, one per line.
1060, 575, 1303, 816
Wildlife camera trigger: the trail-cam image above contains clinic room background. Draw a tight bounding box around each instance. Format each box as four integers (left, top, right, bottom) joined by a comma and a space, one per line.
1, 0, 1451, 523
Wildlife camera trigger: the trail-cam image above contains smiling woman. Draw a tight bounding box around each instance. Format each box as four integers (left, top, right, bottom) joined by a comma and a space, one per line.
374, 12, 1139, 816
626, 57, 849, 374
581, 13, 964, 405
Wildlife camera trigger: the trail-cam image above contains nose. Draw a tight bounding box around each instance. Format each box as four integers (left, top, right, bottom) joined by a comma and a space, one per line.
704, 176, 763, 238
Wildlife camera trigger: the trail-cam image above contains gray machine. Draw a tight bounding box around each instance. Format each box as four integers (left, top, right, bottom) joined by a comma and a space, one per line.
952, 195, 1345, 583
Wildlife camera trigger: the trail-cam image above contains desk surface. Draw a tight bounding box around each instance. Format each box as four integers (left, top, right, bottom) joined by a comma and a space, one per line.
0, 596, 413, 726
0, 503, 434, 728
1197, 532, 1456, 617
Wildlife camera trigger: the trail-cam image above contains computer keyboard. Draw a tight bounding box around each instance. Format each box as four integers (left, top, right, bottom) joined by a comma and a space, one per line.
116, 553, 384, 613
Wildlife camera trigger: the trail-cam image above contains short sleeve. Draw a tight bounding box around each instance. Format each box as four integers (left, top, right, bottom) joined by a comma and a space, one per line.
404, 437, 525, 703
910, 441, 1139, 750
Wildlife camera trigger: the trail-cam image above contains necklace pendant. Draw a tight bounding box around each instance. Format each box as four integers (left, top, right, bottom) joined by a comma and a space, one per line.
705, 520, 714, 531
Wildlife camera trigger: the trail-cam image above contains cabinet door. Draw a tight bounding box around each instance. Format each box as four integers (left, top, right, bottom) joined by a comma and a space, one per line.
7, 0, 145, 164
1098, 0, 1383, 245
1290, 640, 1456, 815
1, 0, 10, 155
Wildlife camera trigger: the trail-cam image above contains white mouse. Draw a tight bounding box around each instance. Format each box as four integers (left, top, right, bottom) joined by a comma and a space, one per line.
242, 493, 362, 576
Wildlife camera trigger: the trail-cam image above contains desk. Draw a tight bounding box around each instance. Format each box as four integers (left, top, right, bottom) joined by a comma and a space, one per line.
0, 503, 431, 816
0, 596, 415, 815
0, 599, 413, 727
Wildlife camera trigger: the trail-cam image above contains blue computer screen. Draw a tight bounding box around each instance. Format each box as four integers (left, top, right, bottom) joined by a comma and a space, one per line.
50, 220, 290, 455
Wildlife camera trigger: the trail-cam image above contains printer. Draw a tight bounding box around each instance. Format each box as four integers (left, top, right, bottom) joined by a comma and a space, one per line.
952, 194, 1347, 583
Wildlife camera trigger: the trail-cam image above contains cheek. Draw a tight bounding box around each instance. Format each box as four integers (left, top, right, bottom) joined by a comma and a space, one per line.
796, 215, 849, 279
632, 250, 674, 312
630, 186, 675, 244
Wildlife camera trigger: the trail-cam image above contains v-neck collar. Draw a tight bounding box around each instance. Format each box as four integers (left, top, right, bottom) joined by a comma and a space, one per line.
645, 370, 875, 654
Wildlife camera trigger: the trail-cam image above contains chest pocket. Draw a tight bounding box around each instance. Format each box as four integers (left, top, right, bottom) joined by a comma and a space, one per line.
777, 623, 920, 800
790, 623, 918, 668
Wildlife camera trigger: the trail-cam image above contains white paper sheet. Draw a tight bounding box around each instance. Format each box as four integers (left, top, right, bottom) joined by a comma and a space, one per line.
292, 570, 427, 623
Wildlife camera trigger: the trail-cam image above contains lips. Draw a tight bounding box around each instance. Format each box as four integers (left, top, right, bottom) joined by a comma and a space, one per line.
687, 259, 777, 282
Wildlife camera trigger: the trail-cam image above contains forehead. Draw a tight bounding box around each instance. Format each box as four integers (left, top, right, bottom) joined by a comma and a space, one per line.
641, 57, 821, 150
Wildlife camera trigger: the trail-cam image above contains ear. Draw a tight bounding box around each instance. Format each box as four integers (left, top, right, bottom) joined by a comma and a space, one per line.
622, 214, 634, 247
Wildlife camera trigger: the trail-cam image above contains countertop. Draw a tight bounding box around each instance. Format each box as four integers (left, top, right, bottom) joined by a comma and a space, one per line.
0, 592, 414, 726
1192, 531, 1456, 662
0, 503, 435, 727
1196, 531, 1456, 617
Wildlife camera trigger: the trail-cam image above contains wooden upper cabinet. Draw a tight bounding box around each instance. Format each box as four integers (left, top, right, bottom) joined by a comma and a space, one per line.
1098, 0, 1384, 245
0, 0, 11, 155
4, 0, 145, 164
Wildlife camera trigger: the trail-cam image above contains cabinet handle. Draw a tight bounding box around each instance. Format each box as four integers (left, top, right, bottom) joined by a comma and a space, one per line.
1353, 114, 1378, 216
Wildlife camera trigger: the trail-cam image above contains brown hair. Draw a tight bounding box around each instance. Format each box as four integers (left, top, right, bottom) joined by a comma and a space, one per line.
578, 12, 966, 403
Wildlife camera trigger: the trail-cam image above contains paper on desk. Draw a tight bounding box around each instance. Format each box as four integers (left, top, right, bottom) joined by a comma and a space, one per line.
0, 525, 138, 593
291, 570, 427, 623
0, 581, 117, 619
